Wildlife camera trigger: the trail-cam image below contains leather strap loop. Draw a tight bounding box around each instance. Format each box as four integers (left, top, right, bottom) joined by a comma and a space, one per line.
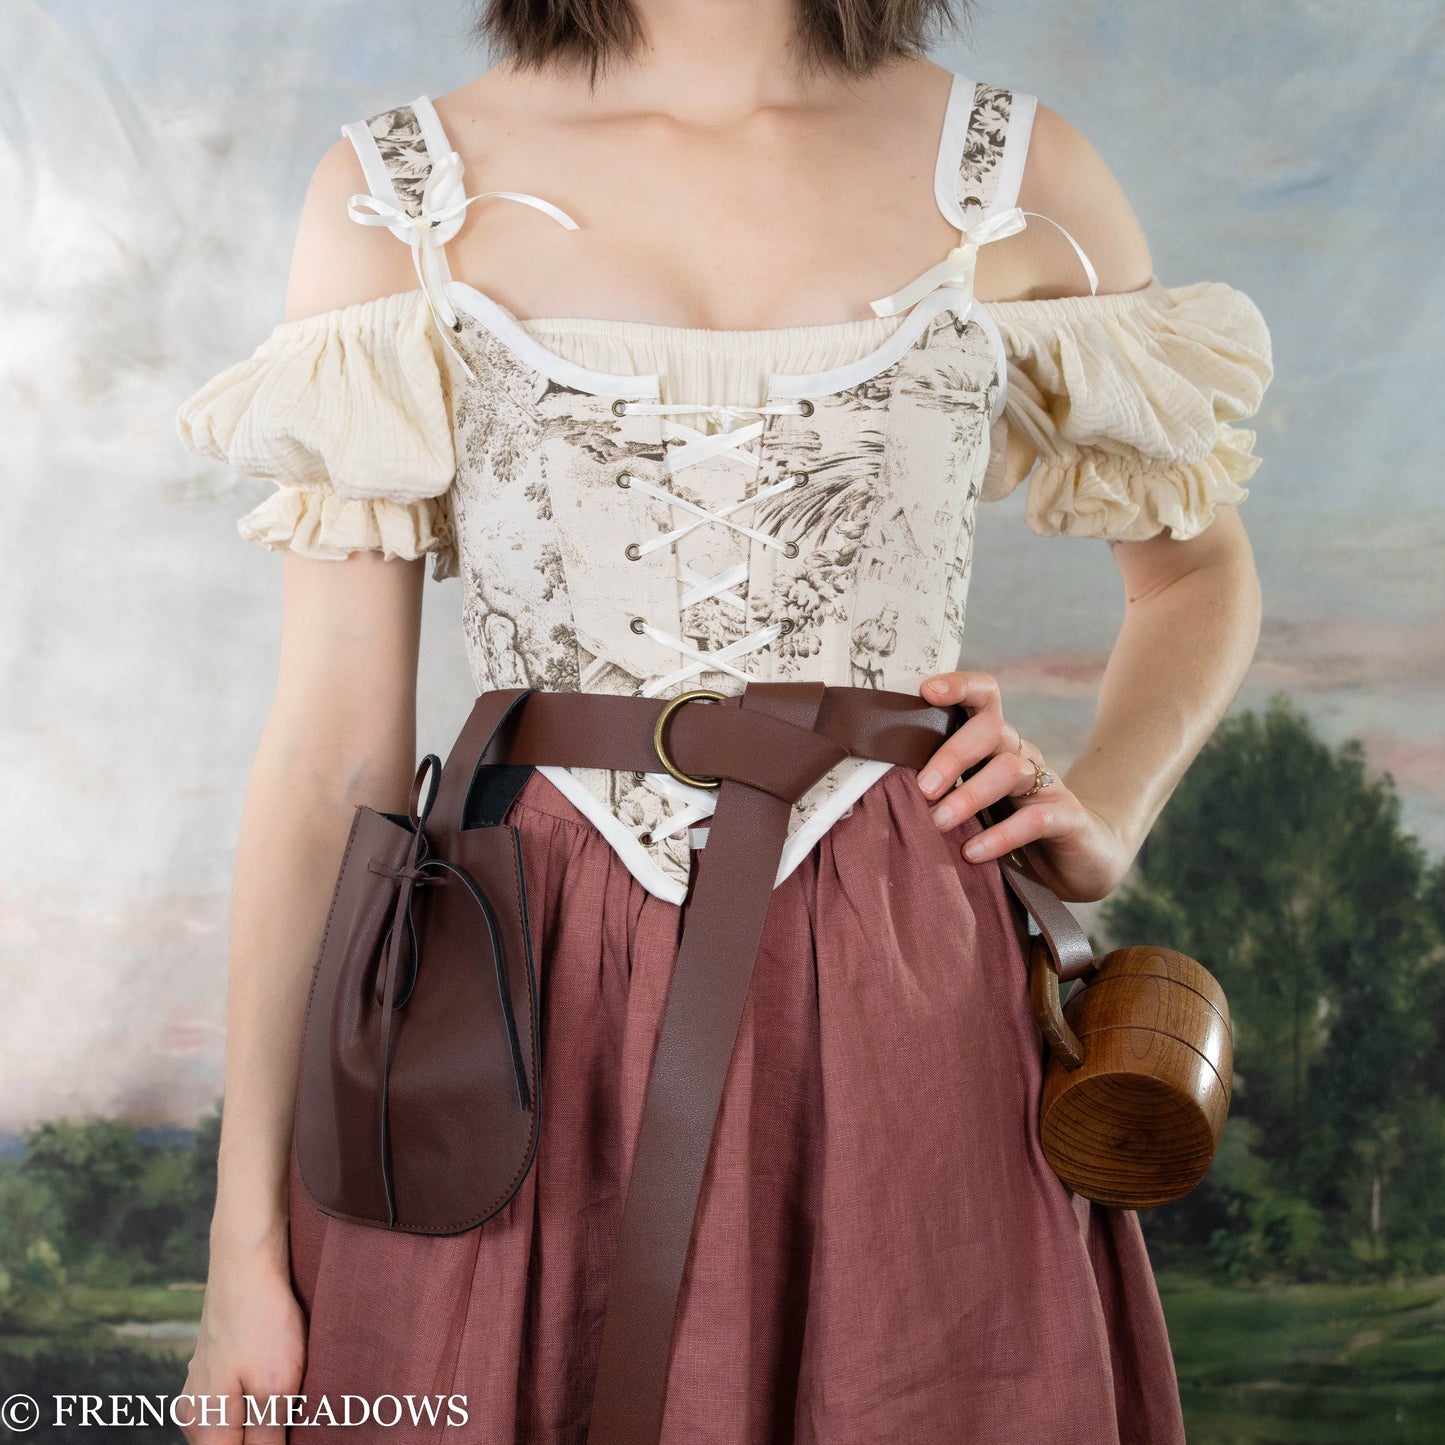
433, 686, 536, 833
585, 681, 829, 1444
974, 791, 1097, 982
994, 841, 1098, 981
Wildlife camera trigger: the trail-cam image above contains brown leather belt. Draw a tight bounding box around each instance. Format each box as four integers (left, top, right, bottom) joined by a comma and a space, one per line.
435, 682, 1096, 1444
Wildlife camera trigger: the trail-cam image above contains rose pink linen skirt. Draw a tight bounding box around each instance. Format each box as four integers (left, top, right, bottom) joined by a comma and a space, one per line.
287, 763, 1187, 1444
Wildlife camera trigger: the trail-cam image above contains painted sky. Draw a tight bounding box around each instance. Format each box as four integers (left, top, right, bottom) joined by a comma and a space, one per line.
1, 0, 1441, 1130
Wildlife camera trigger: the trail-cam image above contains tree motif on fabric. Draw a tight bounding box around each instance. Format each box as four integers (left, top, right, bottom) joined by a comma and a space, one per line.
540, 625, 581, 691
536, 542, 566, 602
365, 106, 432, 214
768, 517, 870, 672
453, 324, 546, 485
903, 366, 995, 415
753, 436, 886, 546
958, 85, 1013, 203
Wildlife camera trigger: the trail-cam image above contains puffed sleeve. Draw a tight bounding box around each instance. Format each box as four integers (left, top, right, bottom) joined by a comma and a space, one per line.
174, 289, 458, 580
979, 279, 1274, 542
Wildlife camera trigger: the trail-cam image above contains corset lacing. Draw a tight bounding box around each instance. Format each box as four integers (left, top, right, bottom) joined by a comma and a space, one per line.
613, 396, 815, 846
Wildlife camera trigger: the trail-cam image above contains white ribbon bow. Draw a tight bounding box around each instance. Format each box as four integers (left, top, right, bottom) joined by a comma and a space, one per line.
869, 204, 1100, 318
347, 151, 580, 381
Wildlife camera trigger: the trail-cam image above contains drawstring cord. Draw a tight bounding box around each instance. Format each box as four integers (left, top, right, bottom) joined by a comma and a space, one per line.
365, 754, 531, 1225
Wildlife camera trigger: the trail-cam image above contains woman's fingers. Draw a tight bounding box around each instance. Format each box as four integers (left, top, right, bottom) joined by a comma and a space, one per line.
916, 669, 1076, 865
181, 1379, 244, 1445
922, 669, 1002, 714
916, 671, 1020, 798
927, 749, 1038, 829
920, 674, 1129, 898
960, 791, 1071, 861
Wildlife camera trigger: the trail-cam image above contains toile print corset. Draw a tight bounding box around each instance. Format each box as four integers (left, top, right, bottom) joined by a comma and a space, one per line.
440, 287, 999, 899
175, 74, 1275, 905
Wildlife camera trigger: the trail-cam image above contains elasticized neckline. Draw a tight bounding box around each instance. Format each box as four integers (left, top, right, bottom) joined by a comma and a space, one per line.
265, 277, 1174, 353
519, 314, 904, 348
983, 276, 1167, 323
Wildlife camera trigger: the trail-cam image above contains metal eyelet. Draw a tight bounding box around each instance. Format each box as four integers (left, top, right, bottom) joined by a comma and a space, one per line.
795, 398, 815, 417
783, 541, 800, 559
616, 470, 633, 488
625, 542, 643, 561
638, 830, 654, 846
611, 399, 630, 417
632, 770, 647, 784
630, 616, 648, 634
792, 471, 810, 487
777, 618, 796, 635
962, 194, 985, 210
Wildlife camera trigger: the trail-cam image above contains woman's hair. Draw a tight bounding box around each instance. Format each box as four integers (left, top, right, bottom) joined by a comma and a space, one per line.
473, 0, 973, 83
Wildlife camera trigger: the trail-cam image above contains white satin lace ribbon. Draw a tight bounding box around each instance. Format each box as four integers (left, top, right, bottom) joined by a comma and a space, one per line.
868, 205, 1100, 318
347, 150, 580, 380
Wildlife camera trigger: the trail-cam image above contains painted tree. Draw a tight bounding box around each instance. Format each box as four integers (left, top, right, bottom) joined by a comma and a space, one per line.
1098, 693, 1442, 1272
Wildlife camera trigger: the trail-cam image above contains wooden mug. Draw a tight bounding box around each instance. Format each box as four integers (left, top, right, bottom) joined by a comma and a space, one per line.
1029, 941, 1233, 1210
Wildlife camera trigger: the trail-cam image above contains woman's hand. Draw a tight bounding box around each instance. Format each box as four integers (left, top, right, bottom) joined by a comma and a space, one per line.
916, 671, 1133, 903
180, 1239, 307, 1444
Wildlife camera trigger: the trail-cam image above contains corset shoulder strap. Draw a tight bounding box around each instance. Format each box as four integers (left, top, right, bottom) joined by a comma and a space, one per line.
947, 80, 1099, 298
935, 78, 1039, 226
341, 96, 465, 247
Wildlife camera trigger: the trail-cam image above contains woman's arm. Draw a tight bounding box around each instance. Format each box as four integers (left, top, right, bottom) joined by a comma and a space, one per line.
183, 138, 428, 1441
920, 509, 1262, 903
1068, 513, 1262, 858
206, 550, 425, 1259
921, 508, 1262, 900
186, 552, 424, 1428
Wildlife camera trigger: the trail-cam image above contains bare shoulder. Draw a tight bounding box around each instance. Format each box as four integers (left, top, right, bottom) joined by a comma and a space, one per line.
432, 59, 543, 134
282, 133, 418, 324
1007, 99, 1155, 300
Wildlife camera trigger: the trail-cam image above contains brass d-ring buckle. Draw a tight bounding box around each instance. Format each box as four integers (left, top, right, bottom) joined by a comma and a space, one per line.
653, 688, 728, 789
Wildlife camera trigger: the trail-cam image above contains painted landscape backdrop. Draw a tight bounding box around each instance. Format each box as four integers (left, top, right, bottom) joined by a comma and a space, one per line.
2, 1, 1442, 1438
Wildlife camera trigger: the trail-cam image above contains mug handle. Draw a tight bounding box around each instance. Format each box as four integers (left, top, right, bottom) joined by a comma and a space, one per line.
1027, 934, 1108, 1071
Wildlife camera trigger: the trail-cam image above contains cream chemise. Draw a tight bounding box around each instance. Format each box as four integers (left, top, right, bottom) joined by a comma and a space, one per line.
175, 74, 1275, 905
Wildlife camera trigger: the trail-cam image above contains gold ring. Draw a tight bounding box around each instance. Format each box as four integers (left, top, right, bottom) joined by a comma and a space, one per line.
1021, 757, 1055, 797
653, 688, 727, 789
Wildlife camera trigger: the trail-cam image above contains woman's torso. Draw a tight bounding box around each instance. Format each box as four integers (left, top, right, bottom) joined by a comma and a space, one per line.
343, 66, 1079, 902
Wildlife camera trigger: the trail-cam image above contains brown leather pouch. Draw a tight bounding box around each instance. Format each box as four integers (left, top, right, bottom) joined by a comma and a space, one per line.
293, 689, 541, 1234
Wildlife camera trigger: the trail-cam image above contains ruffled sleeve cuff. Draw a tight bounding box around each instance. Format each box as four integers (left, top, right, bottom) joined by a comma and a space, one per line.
235, 488, 458, 581
175, 289, 458, 580
980, 279, 1274, 542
